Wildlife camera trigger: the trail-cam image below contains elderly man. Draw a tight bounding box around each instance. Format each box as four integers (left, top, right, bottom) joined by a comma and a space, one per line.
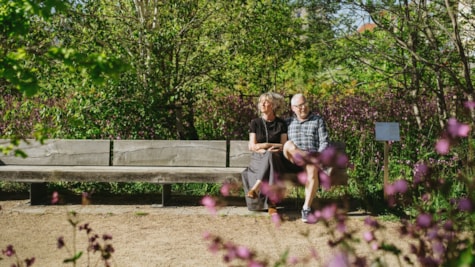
283, 93, 329, 223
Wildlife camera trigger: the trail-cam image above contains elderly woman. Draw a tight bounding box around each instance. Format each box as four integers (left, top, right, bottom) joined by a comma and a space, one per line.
242, 92, 288, 215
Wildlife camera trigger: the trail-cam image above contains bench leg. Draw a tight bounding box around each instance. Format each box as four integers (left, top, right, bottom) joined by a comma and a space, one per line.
162, 184, 171, 206
30, 182, 48, 205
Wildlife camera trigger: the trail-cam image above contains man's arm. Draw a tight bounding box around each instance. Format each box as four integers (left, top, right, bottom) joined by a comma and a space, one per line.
317, 117, 329, 152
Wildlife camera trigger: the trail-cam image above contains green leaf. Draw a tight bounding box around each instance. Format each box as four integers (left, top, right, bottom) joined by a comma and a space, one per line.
13, 149, 27, 158
63, 251, 83, 263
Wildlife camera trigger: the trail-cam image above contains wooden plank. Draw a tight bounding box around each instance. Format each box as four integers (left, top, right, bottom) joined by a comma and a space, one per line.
229, 140, 251, 167
0, 166, 243, 183
113, 140, 227, 167
0, 139, 110, 166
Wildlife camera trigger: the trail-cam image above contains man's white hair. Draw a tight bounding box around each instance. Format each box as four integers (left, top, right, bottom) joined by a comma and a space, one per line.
291, 93, 306, 106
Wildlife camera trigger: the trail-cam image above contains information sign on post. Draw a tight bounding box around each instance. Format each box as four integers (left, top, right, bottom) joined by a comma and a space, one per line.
375, 122, 400, 198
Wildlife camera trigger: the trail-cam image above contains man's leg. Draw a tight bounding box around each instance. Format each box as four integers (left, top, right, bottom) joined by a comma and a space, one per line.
283, 141, 307, 164
303, 164, 319, 209
300, 163, 319, 222
283, 140, 297, 162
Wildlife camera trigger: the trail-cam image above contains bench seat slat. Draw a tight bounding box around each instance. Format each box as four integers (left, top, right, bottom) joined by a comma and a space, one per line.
0, 165, 244, 184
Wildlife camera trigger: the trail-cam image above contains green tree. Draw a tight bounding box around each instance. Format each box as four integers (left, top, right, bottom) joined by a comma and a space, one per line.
340, 0, 475, 127
0, 0, 125, 143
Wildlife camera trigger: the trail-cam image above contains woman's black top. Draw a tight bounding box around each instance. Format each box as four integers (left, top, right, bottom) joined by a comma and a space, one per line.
250, 117, 288, 144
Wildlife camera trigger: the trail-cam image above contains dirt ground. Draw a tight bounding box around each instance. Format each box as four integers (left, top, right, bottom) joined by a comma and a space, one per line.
0, 194, 415, 267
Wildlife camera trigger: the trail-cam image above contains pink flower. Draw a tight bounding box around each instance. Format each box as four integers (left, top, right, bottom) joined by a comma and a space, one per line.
336, 153, 349, 168
321, 204, 337, 220
384, 184, 396, 196
306, 212, 318, 224
235, 246, 251, 259
326, 251, 350, 267
364, 216, 380, 228
435, 138, 450, 155
319, 171, 331, 190
413, 163, 429, 184
201, 195, 217, 215
292, 153, 306, 166
297, 171, 308, 185
320, 147, 336, 165
51, 191, 59, 204
464, 101, 475, 109
271, 213, 281, 228
2, 245, 15, 257
416, 213, 432, 228
371, 242, 379, 250
457, 197, 472, 212
393, 179, 408, 193
220, 183, 231, 196
363, 231, 374, 242
447, 118, 470, 138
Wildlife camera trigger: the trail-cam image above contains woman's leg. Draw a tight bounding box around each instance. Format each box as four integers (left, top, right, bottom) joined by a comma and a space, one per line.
247, 179, 262, 198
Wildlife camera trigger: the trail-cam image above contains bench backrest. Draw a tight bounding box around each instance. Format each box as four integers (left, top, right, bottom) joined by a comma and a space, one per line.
0, 139, 110, 166
229, 140, 251, 168
112, 140, 227, 167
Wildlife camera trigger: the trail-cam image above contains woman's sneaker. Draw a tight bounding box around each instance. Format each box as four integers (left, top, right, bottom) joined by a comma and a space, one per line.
301, 208, 312, 223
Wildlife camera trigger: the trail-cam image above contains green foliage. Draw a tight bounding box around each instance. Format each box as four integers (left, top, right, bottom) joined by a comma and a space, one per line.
47, 182, 162, 195
0, 181, 29, 193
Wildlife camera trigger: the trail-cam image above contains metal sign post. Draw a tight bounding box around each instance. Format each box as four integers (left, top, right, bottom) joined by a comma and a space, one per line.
375, 122, 400, 198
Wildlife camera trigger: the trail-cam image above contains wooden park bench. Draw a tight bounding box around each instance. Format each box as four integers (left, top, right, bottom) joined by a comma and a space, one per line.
0, 139, 347, 206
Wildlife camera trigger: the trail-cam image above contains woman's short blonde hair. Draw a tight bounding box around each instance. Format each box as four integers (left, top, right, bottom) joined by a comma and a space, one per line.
258, 92, 285, 115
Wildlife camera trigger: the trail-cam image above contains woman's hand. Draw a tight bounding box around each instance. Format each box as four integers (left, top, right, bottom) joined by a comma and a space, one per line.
267, 145, 282, 152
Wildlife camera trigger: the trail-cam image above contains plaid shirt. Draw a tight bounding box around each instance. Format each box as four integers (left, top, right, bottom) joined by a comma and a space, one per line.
287, 113, 329, 152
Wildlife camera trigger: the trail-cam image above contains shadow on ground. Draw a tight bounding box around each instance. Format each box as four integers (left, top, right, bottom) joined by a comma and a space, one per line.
0, 190, 373, 216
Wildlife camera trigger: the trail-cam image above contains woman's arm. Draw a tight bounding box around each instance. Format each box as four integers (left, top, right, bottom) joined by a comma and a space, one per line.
249, 133, 283, 152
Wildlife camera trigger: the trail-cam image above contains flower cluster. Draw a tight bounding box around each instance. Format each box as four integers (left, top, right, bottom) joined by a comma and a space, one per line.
1, 245, 35, 267
52, 192, 115, 267
435, 117, 471, 155
203, 232, 266, 266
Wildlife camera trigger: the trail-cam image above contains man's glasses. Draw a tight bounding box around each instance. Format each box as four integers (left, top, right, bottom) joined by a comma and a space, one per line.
292, 102, 307, 109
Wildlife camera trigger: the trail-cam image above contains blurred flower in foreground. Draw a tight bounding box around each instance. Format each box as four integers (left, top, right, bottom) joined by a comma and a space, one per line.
447, 118, 470, 138
203, 232, 265, 266
457, 197, 472, 212
435, 139, 450, 155
297, 171, 307, 185
435, 118, 471, 155
51, 191, 59, 204
385, 179, 409, 206
464, 100, 475, 109
325, 250, 350, 267
260, 179, 286, 204
413, 163, 429, 184
220, 183, 232, 196
416, 213, 433, 228
220, 182, 241, 197
201, 195, 217, 215
319, 170, 331, 190
270, 213, 281, 228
